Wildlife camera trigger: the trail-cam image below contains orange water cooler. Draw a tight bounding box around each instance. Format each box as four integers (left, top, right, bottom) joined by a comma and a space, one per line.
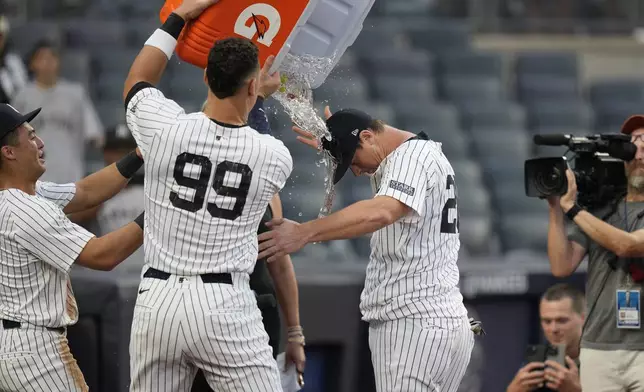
160, 0, 376, 88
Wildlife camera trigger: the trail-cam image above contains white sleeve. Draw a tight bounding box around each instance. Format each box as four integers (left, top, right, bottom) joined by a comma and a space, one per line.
35, 181, 77, 209
271, 145, 293, 191
12, 197, 95, 273
376, 149, 430, 216
125, 84, 184, 158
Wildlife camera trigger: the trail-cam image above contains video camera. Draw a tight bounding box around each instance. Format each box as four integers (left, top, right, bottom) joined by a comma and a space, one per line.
524, 133, 636, 210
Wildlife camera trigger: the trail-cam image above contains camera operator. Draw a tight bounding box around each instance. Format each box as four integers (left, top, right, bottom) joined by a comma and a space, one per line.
546, 117, 644, 392
507, 284, 584, 392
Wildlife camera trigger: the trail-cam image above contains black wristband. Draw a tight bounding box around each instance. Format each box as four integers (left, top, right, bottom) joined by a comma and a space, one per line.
565, 203, 583, 220
134, 212, 144, 230
161, 12, 186, 40
116, 150, 144, 179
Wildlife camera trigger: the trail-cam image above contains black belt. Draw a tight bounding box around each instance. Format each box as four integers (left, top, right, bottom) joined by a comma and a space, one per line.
144, 267, 233, 285
1, 319, 65, 334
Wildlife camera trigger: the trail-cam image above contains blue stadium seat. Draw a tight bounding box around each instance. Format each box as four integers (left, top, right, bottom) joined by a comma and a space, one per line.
516, 75, 579, 104
589, 79, 644, 108
437, 51, 504, 80
64, 19, 127, 48
457, 180, 492, 216
500, 213, 549, 252
92, 49, 139, 77
515, 51, 579, 78
492, 182, 546, 215
94, 73, 126, 102
359, 49, 433, 76
593, 102, 644, 131
471, 130, 531, 163
396, 103, 461, 131
420, 127, 470, 160
373, 75, 435, 103
406, 20, 471, 53
441, 76, 505, 105
527, 101, 594, 132
351, 23, 409, 55
460, 102, 526, 131
96, 100, 126, 128
9, 20, 62, 57
313, 76, 370, 104
459, 213, 496, 256
452, 159, 485, 186
60, 50, 91, 88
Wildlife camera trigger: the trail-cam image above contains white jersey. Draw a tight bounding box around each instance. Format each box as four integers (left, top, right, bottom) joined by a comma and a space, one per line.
360, 137, 467, 322
0, 181, 94, 328
126, 85, 293, 275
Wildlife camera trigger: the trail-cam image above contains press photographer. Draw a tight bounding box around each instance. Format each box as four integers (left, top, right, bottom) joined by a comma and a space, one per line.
525, 116, 644, 391
507, 284, 584, 392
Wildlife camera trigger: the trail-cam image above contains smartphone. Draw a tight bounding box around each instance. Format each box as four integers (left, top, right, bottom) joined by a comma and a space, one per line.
545, 343, 566, 366
525, 344, 547, 365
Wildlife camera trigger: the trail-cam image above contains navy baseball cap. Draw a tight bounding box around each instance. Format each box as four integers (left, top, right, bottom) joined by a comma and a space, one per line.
0, 104, 41, 140
321, 108, 374, 184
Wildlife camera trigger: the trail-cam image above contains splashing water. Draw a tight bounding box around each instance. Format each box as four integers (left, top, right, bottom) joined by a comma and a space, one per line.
272, 52, 340, 218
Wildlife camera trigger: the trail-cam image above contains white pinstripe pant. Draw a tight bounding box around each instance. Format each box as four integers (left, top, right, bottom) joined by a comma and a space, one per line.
0, 326, 87, 391
368, 316, 474, 392
129, 272, 281, 392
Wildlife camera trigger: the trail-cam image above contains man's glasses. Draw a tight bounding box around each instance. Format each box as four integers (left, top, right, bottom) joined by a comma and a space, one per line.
632, 134, 644, 143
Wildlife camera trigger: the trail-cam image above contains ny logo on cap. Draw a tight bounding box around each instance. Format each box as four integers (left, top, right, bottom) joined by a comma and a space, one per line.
351, 129, 359, 136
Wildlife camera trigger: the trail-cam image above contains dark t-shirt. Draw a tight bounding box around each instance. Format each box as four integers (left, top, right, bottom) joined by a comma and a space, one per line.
567, 199, 644, 350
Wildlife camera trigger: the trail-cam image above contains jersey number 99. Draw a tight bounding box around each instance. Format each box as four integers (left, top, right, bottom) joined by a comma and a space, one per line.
170, 152, 252, 221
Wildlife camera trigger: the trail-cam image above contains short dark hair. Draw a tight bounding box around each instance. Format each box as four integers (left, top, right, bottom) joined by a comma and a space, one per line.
541, 283, 585, 314
206, 37, 259, 99
0, 127, 20, 169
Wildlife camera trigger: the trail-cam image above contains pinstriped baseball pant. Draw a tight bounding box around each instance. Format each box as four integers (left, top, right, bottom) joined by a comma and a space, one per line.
129, 272, 281, 392
0, 326, 87, 391
368, 316, 474, 392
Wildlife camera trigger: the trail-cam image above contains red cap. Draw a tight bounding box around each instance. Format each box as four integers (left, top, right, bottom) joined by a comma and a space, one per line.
621, 115, 644, 135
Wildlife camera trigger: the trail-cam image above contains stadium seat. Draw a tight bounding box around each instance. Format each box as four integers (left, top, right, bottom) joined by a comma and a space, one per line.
96, 100, 126, 128
492, 182, 546, 215
127, 21, 159, 48
313, 76, 370, 104
471, 130, 531, 163
452, 159, 485, 186
500, 213, 549, 252
351, 23, 410, 55
457, 180, 492, 216
9, 20, 62, 57
515, 51, 579, 78
593, 102, 644, 131
373, 0, 437, 15
459, 213, 497, 256
441, 76, 505, 105
479, 156, 526, 187
373, 75, 435, 103
459, 102, 526, 131
359, 49, 434, 77
64, 19, 127, 48
420, 127, 470, 160
60, 50, 91, 88
527, 101, 594, 132
516, 75, 579, 104
91, 48, 139, 77
396, 103, 461, 132
589, 79, 644, 108
436, 51, 504, 80
94, 73, 127, 102
406, 20, 471, 53
167, 75, 209, 103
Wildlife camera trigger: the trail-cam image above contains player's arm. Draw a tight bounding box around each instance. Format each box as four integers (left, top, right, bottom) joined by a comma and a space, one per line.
13, 197, 144, 272
61, 149, 144, 215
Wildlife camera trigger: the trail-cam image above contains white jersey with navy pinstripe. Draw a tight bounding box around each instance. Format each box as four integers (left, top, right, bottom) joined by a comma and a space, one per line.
0, 181, 94, 328
125, 86, 293, 275
361, 138, 467, 323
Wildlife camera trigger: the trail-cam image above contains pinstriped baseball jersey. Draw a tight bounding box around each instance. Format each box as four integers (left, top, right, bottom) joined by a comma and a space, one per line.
125, 86, 293, 275
361, 138, 467, 322
0, 181, 95, 328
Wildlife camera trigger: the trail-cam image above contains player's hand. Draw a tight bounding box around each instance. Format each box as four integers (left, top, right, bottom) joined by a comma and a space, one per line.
174, 0, 219, 21
544, 357, 580, 392
259, 55, 281, 99
292, 105, 333, 150
285, 340, 306, 375
257, 218, 309, 262
507, 362, 545, 392
135, 147, 143, 159
560, 169, 577, 212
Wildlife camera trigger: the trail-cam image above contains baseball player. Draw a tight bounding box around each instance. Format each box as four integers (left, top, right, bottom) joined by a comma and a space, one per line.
259, 106, 481, 391
0, 104, 146, 391
123, 1, 302, 390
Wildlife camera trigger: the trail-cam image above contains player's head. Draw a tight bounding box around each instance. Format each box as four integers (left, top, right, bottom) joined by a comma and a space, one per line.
103, 124, 137, 165
322, 108, 387, 184
27, 39, 60, 84
205, 37, 260, 106
620, 115, 644, 191
539, 283, 585, 354
0, 104, 45, 180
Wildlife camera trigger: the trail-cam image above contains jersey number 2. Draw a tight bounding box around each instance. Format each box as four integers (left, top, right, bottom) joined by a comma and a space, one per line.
169, 152, 252, 221
440, 174, 459, 234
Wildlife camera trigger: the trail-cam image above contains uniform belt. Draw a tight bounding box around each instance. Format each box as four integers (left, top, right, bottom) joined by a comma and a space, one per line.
1, 319, 65, 334
144, 267, 233, 285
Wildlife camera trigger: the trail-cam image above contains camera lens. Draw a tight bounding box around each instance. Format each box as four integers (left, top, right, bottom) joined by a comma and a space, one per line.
534, 166, 566, 195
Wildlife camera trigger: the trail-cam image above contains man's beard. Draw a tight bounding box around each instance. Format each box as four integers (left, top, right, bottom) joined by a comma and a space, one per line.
629, 175, 644, 191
